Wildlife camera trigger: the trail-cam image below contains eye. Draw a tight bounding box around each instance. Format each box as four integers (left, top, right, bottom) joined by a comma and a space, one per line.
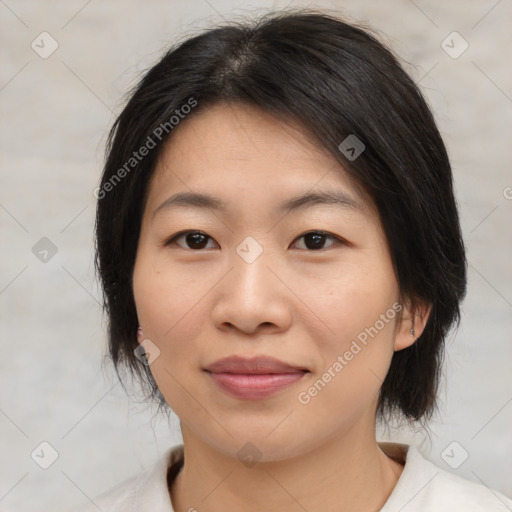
291, 231, 341, 251
164, 230, 217, 250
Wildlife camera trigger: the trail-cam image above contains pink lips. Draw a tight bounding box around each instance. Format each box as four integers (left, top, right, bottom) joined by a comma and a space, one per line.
204, 355, 308, 400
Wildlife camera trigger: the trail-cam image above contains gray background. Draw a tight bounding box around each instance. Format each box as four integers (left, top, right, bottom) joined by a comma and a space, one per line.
1, 1, 511, 510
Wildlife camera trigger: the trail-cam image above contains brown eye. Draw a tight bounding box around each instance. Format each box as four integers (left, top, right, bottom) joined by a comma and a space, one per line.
165, 231, 217, 250
292, 231, 340, 251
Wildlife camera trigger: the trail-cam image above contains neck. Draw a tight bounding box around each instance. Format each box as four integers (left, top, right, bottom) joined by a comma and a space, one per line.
170, 420, 404, 512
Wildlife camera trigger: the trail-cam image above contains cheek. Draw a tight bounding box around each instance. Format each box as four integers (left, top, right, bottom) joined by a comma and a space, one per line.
297, 285, 398, 422
310, 260, 397, 337
303, 259, 398, 383
132, 253, 211, 413
134, 263, 205, 349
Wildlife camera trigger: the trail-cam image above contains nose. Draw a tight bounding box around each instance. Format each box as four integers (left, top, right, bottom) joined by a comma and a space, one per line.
211, 246, 293, 336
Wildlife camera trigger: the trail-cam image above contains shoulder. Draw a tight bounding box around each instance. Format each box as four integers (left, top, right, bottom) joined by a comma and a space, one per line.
69, 445, 184, 512
381, 444, 512, 512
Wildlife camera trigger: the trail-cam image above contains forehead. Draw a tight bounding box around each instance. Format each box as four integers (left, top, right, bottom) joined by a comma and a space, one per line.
147, 102, 373, 214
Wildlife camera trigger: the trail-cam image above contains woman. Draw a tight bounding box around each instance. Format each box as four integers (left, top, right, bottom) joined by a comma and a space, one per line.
77, 9, 512, 511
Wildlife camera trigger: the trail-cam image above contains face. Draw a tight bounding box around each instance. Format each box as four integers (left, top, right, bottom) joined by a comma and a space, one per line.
133, 102, 414, 462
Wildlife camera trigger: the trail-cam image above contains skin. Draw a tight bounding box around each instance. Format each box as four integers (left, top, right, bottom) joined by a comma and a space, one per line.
132, 102, 430, 512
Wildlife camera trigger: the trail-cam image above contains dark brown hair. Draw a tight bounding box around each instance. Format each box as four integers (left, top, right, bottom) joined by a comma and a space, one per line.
95, 9, 467, 422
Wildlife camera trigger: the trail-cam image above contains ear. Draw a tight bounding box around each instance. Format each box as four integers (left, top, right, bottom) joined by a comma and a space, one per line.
394, 299, 431, 351
137, 326, 144, 344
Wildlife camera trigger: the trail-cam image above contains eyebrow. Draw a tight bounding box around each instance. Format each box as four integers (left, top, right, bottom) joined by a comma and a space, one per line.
152, 188, 364, 220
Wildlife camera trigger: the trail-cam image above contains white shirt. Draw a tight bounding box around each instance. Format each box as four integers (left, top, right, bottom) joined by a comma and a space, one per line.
71, 443, 512, 511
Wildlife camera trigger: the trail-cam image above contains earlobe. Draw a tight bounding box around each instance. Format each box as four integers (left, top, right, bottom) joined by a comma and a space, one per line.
394, 301, 431, 352
137, 326, 144, 344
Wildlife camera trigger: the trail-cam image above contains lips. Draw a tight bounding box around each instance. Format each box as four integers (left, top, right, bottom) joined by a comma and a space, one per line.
204, 355, 309, 400
204, 355, 309, 374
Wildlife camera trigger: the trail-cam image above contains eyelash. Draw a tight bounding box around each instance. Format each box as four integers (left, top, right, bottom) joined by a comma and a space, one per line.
163, 230, 345, 252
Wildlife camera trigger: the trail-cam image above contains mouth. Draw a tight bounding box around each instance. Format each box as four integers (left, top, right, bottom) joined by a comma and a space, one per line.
203, 355, 310, 400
